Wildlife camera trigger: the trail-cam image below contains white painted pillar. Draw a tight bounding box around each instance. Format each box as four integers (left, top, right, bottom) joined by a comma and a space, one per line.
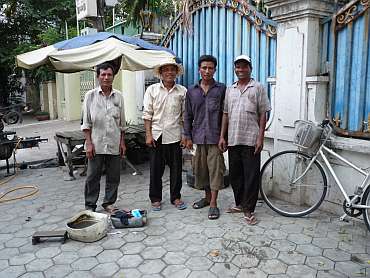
63, 73, 82, 121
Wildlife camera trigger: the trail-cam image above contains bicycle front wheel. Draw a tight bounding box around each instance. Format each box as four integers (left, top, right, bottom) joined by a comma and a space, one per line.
361, 185, 370, 232
260, 150, 328, 217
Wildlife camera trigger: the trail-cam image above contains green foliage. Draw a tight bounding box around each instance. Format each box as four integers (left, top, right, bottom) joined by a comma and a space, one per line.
0, 0, 76, 105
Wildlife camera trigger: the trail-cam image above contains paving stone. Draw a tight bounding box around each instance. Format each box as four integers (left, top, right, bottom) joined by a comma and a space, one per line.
5, 237, 28, 248
14, 228, 36, 238
350, 253, 370, 266
65, 271, 95, 278
71, 257, 99, 271
60, 241, 85, 252
306, 256, 335, 271
0, 233, 14, 244
335, 261, 366, 277
26, 258, 53, 271
1, 224, 23, 234
44, 264, 72, 278
210, 262, 240, 277
316, 269, 348, 277
143, 226, 166, 236
237, 268, 267, 278
296, 244, 323, 257
9, 253, 35, 265
280, 224, 304, 233
35, 246, 61, 258
187, 270, 217, 278
183, 233, 208, 245
264, 229, 288, 240
114, 268, 141, 278
96, 249, 123, 263
163, 251, 189, 265
241, 225, 265, 236
117, 254, 143, 268
278, 251, 306, 265
232, 254, 260, 268
77, 245, 104, 257
91, 262, 119, 277
142, 274, 162, 278
163, 239, 188, 252
271, 239, 296, 252
101, 237, 126, 249
287, 233, 313, 244
184, 245, 209, 256
20, 272, 44, 278
312, 237, 338, 249
53, 252, 79, 264
142, 236, 167, 246
253, 246, 279, 259
185, 256, 214, 271
162, 265, 191, 278
258, 259, 287, 275
138, 259, 166, 274
338, 241, 367, 254
141, 246, 166, 259
203, 227, 227, 238
0, 265, 26, 277
246, 235, 272, 247
286, 264, 317, 277
123, 231, 147, 242
0, 260, 8, 271
322, 248, 350, 262
120, 242, 146, 255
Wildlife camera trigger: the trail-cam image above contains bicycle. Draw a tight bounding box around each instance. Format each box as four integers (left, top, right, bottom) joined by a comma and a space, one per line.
260, 119, 370, 231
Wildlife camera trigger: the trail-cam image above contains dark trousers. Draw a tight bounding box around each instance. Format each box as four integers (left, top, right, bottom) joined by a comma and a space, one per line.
228, 145, 260, 213
149, 136, 182, 204
85, 154, 121, 210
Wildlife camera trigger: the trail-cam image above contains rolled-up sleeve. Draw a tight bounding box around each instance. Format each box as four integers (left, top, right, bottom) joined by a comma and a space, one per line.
257, 85, 271, 113
81, 92, 92, 131
142, 86, 153, 121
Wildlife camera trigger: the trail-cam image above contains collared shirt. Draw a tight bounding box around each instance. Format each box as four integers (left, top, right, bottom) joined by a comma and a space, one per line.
142, 81, 186, 144
184, 80, 226, 144
81, 86, 126, 155
224, 79, 271, 146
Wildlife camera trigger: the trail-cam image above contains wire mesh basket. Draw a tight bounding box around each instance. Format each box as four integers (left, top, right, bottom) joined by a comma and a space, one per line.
293, 120, 323, 149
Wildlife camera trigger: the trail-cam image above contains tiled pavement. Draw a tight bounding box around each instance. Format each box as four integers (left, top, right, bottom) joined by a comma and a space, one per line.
0, 162, 369, 278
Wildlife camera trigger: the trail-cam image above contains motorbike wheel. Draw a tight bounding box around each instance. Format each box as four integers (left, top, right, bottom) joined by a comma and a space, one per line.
4, 111, 20, 124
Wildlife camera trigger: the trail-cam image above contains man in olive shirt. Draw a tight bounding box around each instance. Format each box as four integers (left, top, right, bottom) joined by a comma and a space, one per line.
81, 62, 126, 213
219, 55, 271, 225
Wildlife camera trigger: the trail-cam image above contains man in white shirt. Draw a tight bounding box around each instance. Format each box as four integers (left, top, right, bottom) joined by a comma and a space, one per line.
143, 61, 187, 211
81, 62, 126, 213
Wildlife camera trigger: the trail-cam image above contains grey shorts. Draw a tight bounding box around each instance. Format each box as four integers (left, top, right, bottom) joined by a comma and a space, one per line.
192, 144, 225, 191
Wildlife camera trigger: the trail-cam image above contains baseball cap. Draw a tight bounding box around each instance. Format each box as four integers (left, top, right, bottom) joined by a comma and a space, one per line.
234, 55, 252, 64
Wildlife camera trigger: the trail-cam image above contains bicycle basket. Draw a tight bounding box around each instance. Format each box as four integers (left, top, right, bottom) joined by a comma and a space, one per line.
293, 120, 323, 149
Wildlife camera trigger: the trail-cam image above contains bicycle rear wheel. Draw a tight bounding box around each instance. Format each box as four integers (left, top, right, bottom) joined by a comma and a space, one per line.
260, 150, 328, 217
361, 185, 370, 232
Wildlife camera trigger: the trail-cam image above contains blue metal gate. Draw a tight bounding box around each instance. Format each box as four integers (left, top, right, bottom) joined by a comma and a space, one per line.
321, 0, 370, 138
161, 0, 277, 88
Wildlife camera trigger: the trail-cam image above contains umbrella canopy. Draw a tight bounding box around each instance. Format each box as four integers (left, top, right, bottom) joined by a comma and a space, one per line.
16, 32, 177, 72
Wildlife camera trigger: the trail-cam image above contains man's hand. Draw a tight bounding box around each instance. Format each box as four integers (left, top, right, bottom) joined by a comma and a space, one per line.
86, 142, 95, 160
254, 137, 264, 154
146, 134, 156, 148
218, 137, 227, 152
120, 142, 127, 158
185, 139, 193, 150
180, 137, 187, 149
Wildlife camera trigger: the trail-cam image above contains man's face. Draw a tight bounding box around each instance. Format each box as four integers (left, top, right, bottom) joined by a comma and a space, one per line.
98, 67, 114, 87
160, 65, 178, 83
234, 60, 252, 80
199, 61, 216, 81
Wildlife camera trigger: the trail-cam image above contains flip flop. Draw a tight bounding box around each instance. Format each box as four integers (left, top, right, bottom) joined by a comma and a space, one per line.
192, 198, 210, 209
151, 202, 161, 211
208, 207, 220, 220
174, 200, 187, 210
226, 206, 242, 213
244, 215, 258, 225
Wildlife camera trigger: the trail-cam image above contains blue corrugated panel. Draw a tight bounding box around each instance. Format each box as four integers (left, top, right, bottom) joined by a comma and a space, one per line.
165, 4, 277, 91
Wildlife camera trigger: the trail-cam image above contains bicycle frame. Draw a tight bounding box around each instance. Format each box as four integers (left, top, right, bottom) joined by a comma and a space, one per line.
292, 140, 370, 210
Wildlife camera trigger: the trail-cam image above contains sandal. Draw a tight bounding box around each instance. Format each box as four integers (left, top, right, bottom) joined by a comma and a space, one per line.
151, 202, 161, 211
174, 199, 187, 210
226, 206, 242, 213
103, 205, 119, 214
244, 215, 258, 225
192, 198, 210, 209
208, 207, 220, 220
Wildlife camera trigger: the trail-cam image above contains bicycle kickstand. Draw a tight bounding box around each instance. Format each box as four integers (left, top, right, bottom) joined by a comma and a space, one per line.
339, 213, 349, 222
